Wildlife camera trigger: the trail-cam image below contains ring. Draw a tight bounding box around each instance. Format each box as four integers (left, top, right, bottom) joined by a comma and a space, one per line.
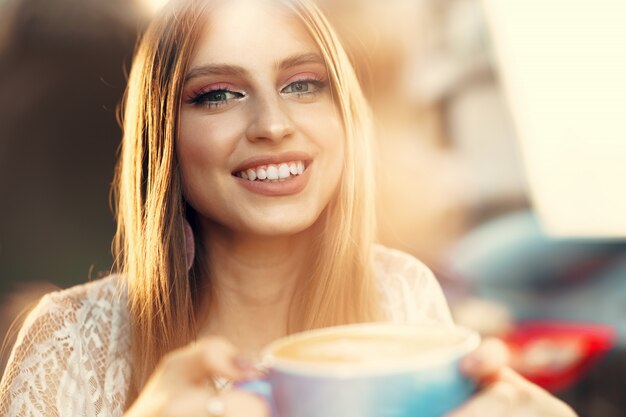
206, 394, 226, 416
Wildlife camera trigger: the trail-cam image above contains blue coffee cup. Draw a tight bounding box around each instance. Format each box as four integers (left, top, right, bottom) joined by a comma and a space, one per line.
240, 322, 481, 417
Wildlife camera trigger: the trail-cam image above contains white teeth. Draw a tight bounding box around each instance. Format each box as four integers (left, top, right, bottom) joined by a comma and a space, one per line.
246, 169, 257, 181
278, 164, 290, 179
236, 160, 306, 182
266, 165, 279, 180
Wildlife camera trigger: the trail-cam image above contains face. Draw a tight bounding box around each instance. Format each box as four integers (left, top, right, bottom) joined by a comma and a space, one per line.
177, 0, 345, 237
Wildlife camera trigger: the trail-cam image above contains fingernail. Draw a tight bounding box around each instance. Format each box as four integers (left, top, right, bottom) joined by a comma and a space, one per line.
233, 355, 257, 373
461, 356, 481, 374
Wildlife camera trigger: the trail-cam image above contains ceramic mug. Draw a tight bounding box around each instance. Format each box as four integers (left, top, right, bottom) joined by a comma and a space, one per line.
240, 322, 481, 417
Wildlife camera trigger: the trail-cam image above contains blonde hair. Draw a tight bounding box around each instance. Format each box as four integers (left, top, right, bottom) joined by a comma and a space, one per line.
113, 0, 380, 402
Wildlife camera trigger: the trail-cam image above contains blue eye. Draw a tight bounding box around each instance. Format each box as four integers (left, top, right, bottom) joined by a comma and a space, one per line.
189, 89, 245, 108
282, 80, 325, 96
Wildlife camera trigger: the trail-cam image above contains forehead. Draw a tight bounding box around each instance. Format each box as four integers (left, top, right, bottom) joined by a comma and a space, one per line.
190, 0, 322, 68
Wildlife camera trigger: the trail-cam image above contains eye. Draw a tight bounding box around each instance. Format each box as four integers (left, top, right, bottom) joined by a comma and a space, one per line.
281, 79, 325, 97
188, 88, 245, 109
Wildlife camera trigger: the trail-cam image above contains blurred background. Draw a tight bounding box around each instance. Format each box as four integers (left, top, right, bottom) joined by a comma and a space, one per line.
1, 0, 624, 416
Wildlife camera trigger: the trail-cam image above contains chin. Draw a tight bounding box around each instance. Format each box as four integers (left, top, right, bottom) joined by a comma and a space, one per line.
240, 212, 321, 237
251, 221, 315, 237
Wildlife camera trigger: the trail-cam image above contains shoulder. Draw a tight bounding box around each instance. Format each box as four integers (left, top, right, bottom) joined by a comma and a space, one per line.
14, 275, 125, 341
372, 244, 434, 280
34, 275, 129, 342
372, 244, 454, 326
44, 274, 127, 317
5, 274, 129, 366
40, 274, 131, 362
47, 273, 125, 303
0, 275, 131, 416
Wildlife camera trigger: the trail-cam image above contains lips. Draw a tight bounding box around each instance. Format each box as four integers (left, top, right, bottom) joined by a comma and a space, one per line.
231, 152, 312, 182
232, 152, 312, 196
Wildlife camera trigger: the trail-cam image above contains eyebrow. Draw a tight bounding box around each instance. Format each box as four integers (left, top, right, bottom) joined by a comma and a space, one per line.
184, 52, 326, 83
185, 64, 250, 83
277, 52, 326, 71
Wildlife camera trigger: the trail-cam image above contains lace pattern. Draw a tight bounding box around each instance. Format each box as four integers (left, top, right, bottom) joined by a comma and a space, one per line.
373, 245, 453, 326
0, 245, 451, 416
0, 276, 131, 417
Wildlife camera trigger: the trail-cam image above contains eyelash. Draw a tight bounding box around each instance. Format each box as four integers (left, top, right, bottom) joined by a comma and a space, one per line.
281, 78, 326, 98
187, 78, 327, 109
187, 88, 245, 109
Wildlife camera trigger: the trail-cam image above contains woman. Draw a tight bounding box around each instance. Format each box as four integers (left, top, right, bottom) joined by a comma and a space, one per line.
0, 0, 576, 416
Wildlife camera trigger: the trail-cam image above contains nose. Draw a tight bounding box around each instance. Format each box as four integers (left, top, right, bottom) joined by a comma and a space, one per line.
245, 94, 295, 143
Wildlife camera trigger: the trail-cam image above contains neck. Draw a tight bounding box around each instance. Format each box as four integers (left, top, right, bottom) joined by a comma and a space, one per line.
196, 220, 314, 355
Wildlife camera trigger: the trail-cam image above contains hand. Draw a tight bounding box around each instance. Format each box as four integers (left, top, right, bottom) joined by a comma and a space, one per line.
124, 337, 269, 417
447, 338, 578, 417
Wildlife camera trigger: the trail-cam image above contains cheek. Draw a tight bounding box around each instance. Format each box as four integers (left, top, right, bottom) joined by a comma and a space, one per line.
326, 124, 346, 181
329, 117, 346, 162
314, 110, 346, 173
293, 106, 346, 196
178, 111, 241, 159
293, 104, 345, 153
176, 112, 242, 198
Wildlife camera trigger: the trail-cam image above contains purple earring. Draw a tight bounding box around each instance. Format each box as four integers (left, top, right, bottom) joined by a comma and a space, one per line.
183, 218, 195, 271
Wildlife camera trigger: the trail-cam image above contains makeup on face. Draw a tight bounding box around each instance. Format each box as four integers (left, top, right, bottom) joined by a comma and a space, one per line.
183, 54, 330, 113
176, 0, 345, 236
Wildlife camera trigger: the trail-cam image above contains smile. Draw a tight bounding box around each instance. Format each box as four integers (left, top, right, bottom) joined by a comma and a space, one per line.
234, 160, 306, 182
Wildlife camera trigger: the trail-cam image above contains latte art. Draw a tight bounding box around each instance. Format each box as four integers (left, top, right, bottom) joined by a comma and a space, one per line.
255, 323, 481, 417
273, 329, 465, 364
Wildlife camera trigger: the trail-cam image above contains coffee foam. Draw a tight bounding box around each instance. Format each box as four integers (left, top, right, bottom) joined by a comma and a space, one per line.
273, 329, 464, 364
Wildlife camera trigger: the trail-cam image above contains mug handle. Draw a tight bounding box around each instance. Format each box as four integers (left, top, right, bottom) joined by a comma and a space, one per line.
235, 378, 277, 416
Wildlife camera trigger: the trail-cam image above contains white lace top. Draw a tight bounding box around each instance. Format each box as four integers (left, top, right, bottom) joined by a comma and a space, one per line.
0, 245, 453, 417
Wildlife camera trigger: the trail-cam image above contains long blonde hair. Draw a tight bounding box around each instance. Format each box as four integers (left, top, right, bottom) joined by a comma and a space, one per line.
113, 0, 380, 401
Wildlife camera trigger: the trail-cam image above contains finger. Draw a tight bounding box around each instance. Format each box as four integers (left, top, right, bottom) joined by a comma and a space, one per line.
224, 389, 270, 417
161, 336, 247, 383
448, 368, 578, 417
499, 368, 579, 417
446, 379, 522, 417
460, 337, 510, 382
159, 388, 269, 417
